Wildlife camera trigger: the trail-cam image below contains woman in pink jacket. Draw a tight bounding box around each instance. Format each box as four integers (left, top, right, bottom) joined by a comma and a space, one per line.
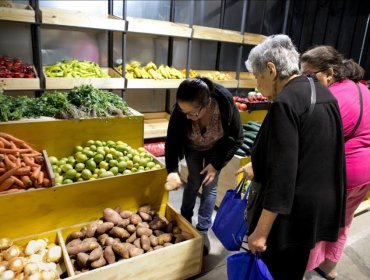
300, 46, 370, 279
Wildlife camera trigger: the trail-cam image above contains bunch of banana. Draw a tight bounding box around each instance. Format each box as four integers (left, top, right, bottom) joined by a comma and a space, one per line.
45, 59, 110, 78
182, 69, 199, 78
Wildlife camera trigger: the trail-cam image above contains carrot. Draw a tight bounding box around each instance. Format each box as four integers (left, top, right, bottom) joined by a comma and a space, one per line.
0, 148, 33, 154
0, 168, 5, 174
31, 165, 41, 181
0, 141, 3, 148
4, 155, 16, 169
9, 141, 17, 150
20, 176, 33, 188
11, 176, 25, 189
0, 162, 4, 168
14, 166, 31, 176
20, 142, 36, 150
0, 137, 11, 148
0, 153, 4, 162
37, 171, 44, 186
0, 166, 20, 184
22, 152, 42, 157
0, 177, 15, 192
0, 133, 25, 146
22, 155, 39, 168
42, 178, 51, 188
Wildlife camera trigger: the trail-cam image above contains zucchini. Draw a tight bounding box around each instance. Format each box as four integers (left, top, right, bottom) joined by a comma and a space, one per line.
243, 137, 254, 146
243, 123, 260, 133
235, 148, 247, 157
247, 121, 261, 127
243, 132, 257, 140
239, 144, 251, 155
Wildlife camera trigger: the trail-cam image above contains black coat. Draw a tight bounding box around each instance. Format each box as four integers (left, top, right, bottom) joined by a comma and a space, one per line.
250, 76, 346, 251
165, 84, 243, 173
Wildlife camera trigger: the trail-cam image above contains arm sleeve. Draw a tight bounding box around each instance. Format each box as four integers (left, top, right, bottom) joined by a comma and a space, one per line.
165, 110, 184, 173
262, 101, 299, 215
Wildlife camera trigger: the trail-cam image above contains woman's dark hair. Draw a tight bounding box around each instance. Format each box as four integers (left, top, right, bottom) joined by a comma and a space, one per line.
300, 45, 364, 82
176, 76, 214, 107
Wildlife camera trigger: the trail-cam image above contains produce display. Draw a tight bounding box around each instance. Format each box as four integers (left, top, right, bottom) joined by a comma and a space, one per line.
182, 69, 232, 81
0, 133, 51, 195
49, 140, 162, 185
65, 205, 193, 273
233, 91, 269, 111
0, 56, 36, 78
0, 85, 131, 122
116, 61, 185, 80
45, 59, 109, 78
0, 237, 63, 280
236, 121, 261, 157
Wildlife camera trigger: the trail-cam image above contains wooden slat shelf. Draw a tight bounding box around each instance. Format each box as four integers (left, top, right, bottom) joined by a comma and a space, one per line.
144, 112, 170, 139
44, 67, 124, 90
239, 71, 257, 89
0, 4, 35, 23
0, 66, 40, 90
243, 32, 267, 45
192, 25, 243, 44
127, 17, 192, 38
41, 8, 126, 31
126, 78, 184, 89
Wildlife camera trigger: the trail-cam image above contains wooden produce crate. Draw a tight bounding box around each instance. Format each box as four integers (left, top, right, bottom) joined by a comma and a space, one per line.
144, 112, 170, 139
44, 67, 124, 90
41, 8, 126, 31
180, 155, 250, 208
0, 66, 40, 90
0, 3, 35, 23
59, 204, 202, 280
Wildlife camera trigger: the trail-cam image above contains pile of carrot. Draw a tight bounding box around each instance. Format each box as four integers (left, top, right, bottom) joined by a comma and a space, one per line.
0, 132, 51, 194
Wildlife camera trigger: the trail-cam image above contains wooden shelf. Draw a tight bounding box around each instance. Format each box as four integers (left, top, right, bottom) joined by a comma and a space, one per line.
243, 32, 266, 45
44, 67, 124, 90
192, 25, 243, 44
126, 78, 184, 89
127, 17, 192, 38
239, 72, 257, 89
0, 4, 35, 23
192, 70, 239, 88
41, 8, 126, 31
144, 112, 170, 139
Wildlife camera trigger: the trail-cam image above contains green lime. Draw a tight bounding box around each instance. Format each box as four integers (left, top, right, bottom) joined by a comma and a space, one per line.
117, 161, 127, 172
81, 169, 92, 180
89, 145, 97, 152
99, 171, 114, 178
95, 140, 103, 147
110, 166, 119, 175
126, 160, 134, 169
62, 178, 73, 184
86, 140, 95, 146
61, 164, 73, 173
75, 162, 85, 172
105, 153, 114, 162
48, 156, 58, 165
74, 145, 83, 153
123, 169, 132, 175
146, 162, 155, 168
86, 159, 97, 171
94, 153, 104, 163
75, 153, 88, 163
131, 167, 138, 173
64, 169, 77, 180
57, 159, 66, 166
138, 147, 146, 153
96, 148, 106, 157
107, 140, 116, 147
109, 159, 118, 167
55, 175, 63, 184
99, 161, 109, 170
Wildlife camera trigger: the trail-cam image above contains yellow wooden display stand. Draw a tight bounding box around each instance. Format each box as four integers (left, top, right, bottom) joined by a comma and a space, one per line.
180, 109, 268, 207
0, 111, 203, 280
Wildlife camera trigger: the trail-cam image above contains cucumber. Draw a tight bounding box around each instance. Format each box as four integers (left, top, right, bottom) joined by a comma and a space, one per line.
239, 144, 251, 155
243, 132, 257, 140
247, 121, 261, 127
243, 123, 260, 132
243, 137, 254, 146
235, 148, 246, 157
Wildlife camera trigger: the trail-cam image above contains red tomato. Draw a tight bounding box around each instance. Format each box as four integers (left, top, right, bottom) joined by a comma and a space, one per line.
239, 103, 247, 111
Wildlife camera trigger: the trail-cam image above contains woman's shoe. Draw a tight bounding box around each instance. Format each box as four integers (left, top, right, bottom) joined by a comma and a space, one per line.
314, 267, 336, 280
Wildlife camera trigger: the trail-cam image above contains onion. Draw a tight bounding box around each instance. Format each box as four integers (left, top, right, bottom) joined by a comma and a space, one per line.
1, 270, 15, 280
45, 246, 62, 263
3, 246, 22, 261
0, 264, 7, 274
0, 238, 13, 250
23, 262, 39, 276
40, 270, 57, 280
8, 257, 24, 273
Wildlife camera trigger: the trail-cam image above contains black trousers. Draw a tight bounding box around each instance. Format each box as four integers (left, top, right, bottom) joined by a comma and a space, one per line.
261, 246, 311, 280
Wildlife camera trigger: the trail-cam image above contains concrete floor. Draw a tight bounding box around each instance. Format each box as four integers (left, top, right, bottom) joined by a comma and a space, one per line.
168, 187, 370, 280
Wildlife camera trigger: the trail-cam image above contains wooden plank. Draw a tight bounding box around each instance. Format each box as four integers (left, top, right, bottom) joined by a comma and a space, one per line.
59, 204, 202, 280
243, 33, 266, 45
144, 112, 170, 139
192, 25, 243, 44
126, 78, 184, 89
238, 79, 257, 89
0, 76, 40, 90
0, 4, 35, 23
127, 17, 192, 38
57, 230, 76, 277
144, 112, 170, 120
44, 67, 125, 90
41, 8, 126, 31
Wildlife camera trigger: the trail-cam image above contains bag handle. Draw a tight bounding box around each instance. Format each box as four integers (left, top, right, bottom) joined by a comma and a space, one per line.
307, 76, 316, 118
345, 82, 363, 140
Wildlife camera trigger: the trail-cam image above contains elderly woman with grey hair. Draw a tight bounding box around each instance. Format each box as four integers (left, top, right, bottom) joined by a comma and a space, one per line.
236, 34, 346, 280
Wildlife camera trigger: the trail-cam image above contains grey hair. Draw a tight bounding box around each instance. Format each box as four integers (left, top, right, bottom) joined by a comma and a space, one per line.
245, 34, 300, 79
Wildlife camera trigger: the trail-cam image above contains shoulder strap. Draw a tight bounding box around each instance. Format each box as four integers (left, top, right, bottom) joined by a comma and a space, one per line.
307, 77, 316, 118
345, 82, 363, 140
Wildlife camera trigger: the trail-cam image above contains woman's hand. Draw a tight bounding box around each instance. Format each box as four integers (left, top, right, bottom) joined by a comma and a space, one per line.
200, 164, 217, 186
247, 231, 267, 254
164, 172, 182, 191
236, 162, 254, 179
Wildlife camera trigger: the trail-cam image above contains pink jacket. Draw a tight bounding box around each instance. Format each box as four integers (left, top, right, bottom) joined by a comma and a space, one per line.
330, 80, 370, 189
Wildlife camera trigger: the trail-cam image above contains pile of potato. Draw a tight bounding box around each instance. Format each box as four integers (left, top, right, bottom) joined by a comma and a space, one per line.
0, 237, 62, 280
65, 205, 193, 273
66, 205, 193, 274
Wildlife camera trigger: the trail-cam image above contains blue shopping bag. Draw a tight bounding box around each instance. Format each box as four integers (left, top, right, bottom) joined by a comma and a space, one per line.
227, 250, 273, 280
212, 178, 250, 251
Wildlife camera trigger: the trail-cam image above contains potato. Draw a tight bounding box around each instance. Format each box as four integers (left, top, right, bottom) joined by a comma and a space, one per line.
157, 233, 173, 245
137, 222, 149, 229
103, 208, 123, 225
172, 226, 181, 235
117, 218, 130, 228
76, 252, 89, 268
97, 234, 109, 246
133, 238, 141, 249
112, 243, 131, 259
181, 231, 193, 240
149, 235, 158, 247
149, 217, 167, 230
140, 235, 151, 251
129, 247, 144, 258
105, 237, 116, 246
174, 234, 186, 244
148, 210, 157, 217
130, 214, 142, 225
126, 232, 137, 244
66, 231, 85, 243
103, 246, 115, 264
166, 222, 175, 233
154, 230, 164, 237
113, 205, 121, 213
96, 222, 114, 235
119, 210, 132, 219
138, 205, 151, 214
126, 224, 136, 234
91, 254, 106, 269
136, 227, 153, 237
138, 212, 152, 222
67, 238, 99, 256
86, 221, 100, 238
109, 227, 130, 239
88, 247, 103, 262
153, 245, 164, 250
0, 238, 13, 250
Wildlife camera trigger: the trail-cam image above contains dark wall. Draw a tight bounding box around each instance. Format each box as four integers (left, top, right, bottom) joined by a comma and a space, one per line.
242, 0, 370, 79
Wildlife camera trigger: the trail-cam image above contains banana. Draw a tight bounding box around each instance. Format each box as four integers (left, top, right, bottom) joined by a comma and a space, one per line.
140, 68, 151, 79
125, 72, 134, 79
144, 61, 157, 71
134, 68, 142, 78
125, 64, 132, 72
130, 61, 141, 69
148, 69, 164, 80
